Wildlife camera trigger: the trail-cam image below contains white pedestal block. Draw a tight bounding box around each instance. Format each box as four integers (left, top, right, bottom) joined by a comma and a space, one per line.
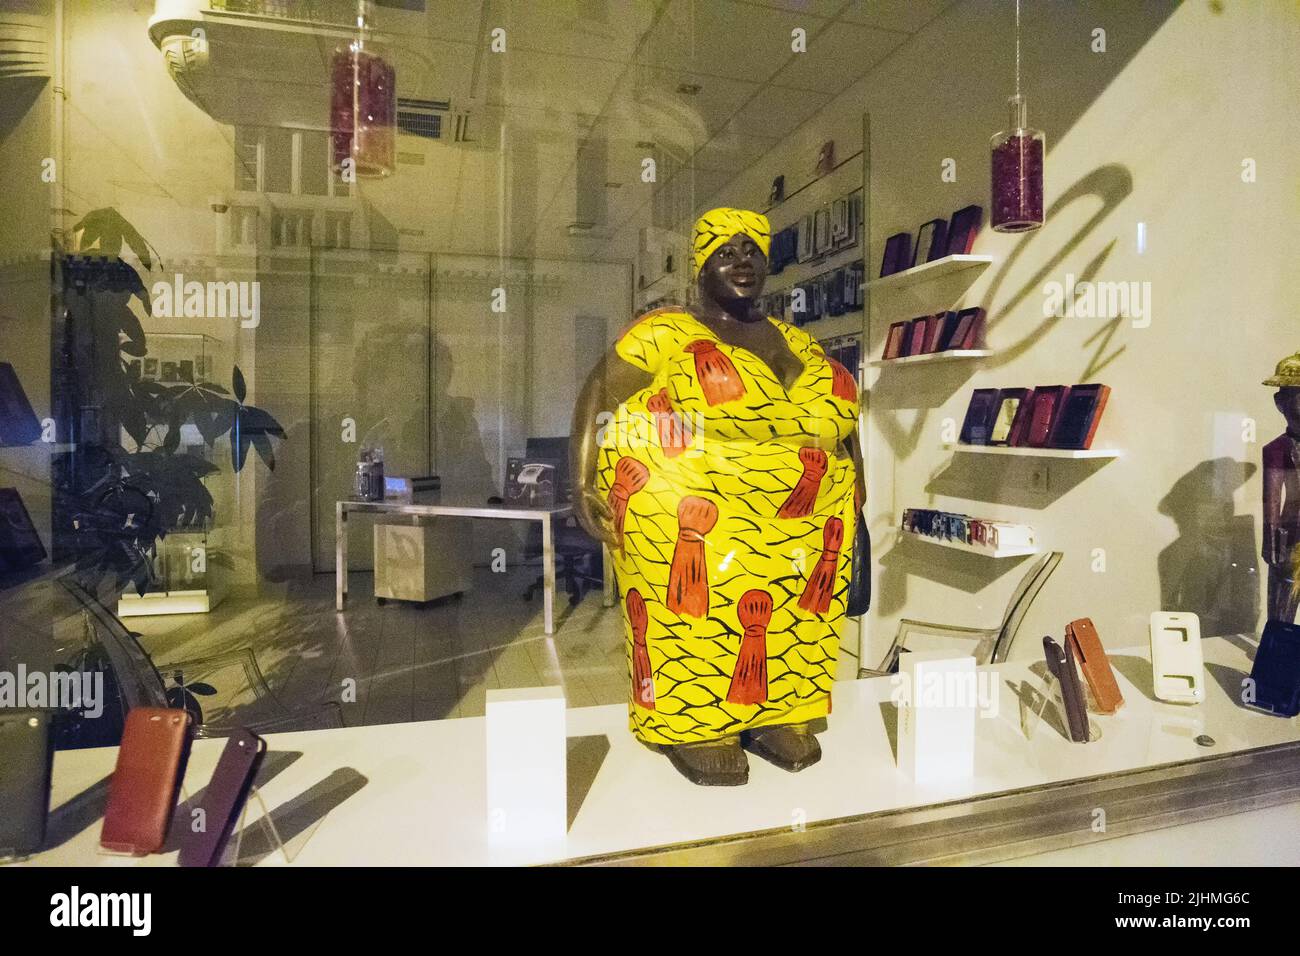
896, 652, 977, 784
485, 686, 567, 852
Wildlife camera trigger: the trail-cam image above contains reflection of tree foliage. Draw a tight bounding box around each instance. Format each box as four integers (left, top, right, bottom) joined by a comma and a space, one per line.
56, 209, 285, 595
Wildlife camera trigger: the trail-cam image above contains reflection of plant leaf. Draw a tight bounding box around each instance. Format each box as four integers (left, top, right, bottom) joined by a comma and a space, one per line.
73, 208, 160, 271
162, 410, 182, 454
251, 433, 275, 471
164, 382, 238, 447
239, 405, 286, 438
120, 403, 149, 448
119, 305, 148, 352
232, 365, 246, 403
189, 682, 218, 696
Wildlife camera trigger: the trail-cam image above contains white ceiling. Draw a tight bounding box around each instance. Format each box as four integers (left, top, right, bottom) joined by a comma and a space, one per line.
171, 0, 956, 254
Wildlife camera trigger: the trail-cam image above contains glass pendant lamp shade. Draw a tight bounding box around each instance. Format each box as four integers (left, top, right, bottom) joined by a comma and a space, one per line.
330, 36, 396, 178
990, 93, 1044, 232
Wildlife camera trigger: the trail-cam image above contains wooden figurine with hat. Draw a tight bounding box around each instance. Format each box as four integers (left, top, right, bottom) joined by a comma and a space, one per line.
1263, 351, 1300, 623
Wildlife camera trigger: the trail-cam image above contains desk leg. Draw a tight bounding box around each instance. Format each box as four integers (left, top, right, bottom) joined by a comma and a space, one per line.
602, 544, 615, 608
336, 502, 347, 611
542, 514, 556, 635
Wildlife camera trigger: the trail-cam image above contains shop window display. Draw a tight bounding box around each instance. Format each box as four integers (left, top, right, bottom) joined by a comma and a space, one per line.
0, 0, 1295, 890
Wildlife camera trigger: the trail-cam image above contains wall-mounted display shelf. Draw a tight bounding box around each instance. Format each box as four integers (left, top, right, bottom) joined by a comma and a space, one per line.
953, 444, 1122, 460
900, 528, 1038, 558
870, 348, 992, 368
867, 253, 995, 293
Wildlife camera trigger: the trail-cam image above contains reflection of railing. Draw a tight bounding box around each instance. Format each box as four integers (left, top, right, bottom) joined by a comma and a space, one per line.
225, 197, 357, 252
209, 0, 357, 27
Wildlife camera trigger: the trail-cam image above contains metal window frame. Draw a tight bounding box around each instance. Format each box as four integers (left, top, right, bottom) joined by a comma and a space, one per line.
560, 741, 1300, 867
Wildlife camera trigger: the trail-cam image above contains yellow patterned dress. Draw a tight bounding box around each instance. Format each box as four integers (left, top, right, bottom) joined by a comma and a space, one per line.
597, 308, 860, 746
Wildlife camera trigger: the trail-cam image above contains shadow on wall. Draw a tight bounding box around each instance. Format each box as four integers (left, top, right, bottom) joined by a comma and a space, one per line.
1156, 457, 1259, 637
431, 336, 521, 561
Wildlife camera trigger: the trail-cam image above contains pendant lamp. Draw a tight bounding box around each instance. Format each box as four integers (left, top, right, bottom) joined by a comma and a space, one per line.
330, 0, 395, 179
990, 0, 1044, 232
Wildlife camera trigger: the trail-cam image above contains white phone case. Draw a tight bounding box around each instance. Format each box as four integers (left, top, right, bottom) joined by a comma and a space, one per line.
1149, 611, 1205, 704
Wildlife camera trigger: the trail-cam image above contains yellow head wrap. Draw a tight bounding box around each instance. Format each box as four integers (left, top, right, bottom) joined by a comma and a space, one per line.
692, 207, 771, 278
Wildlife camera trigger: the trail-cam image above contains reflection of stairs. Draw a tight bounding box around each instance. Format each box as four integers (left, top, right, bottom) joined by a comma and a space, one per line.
0, 12, 51, 81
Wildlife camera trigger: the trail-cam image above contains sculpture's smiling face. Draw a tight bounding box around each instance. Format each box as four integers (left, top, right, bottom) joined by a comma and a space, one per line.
698, 234, 768, 302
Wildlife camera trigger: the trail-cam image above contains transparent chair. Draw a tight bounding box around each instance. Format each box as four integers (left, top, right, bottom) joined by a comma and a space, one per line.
860, 551, 1063, 677
61, 576, 342, 738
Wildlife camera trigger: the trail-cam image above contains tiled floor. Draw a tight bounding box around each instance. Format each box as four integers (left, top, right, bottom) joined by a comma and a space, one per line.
128, 568, 628, 733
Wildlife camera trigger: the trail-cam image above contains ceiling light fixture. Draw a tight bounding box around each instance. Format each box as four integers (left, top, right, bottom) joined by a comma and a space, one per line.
990, 0, 1044, 232
330, 0, 396, 178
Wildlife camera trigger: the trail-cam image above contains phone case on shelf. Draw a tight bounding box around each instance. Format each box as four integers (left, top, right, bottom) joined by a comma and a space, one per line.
100, 707, 194, 855
179, 728, 267, 867
1149, 612, 1205, 704
1026, 385, 1069, 447
1066, 618, 1124, 714
959, 388, 1000, 445
1048, 383, 1111, 450
0, 709, 54, 858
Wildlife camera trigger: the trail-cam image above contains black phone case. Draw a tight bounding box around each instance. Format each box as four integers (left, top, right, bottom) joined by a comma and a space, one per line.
178, 729, 266, 867
0, 709, 54, 857
1248, 621, 1300, 718
1044, 636, 1089, 742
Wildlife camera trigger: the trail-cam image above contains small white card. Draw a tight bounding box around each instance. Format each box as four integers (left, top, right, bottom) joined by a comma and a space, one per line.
486, 686, 567, 850
896, 652, 977, 783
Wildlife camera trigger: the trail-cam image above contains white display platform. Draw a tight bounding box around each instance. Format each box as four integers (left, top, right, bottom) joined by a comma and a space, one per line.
19, 636, 1300, 867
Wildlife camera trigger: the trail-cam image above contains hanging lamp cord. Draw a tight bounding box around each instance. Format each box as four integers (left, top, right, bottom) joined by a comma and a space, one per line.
1015, 0, 1021, 98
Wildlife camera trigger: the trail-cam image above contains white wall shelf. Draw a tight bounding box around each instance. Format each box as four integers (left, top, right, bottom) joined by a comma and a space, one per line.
870, 349, 991, 368
953, 444, 1123, 459
866, 254, 995, 293
900, 528, 1038, 558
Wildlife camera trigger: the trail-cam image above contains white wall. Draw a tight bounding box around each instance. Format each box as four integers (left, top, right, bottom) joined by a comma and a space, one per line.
707, 0, 1300, 662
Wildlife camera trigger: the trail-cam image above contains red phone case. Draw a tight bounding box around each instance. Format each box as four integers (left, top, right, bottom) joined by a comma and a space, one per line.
883, 322, 907, 359
907, 319, 927, 356
954, 307, 985, 349
1026, 386, 1069, 447
922, 314, 946, 353
101, 707, 193, 855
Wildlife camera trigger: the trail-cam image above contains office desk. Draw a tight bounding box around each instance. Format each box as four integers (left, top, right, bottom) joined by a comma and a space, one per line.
336, 499, 572, 634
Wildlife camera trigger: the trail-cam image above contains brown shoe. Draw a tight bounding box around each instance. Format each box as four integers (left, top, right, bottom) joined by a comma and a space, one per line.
741, 723, 822, 772
662, 737, 749, 786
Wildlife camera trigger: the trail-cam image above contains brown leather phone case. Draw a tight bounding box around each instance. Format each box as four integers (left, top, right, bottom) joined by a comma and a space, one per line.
179, 729, 266, 867
1067, 618, 1124, 714
101, 707, 193, 855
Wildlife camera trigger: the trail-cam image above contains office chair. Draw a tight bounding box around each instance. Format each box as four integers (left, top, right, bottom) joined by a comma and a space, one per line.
516, 436, 604, 607
859, 550, 1063, 677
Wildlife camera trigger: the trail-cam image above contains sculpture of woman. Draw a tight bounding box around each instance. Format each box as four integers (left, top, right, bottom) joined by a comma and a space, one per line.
571, 207, 866, 786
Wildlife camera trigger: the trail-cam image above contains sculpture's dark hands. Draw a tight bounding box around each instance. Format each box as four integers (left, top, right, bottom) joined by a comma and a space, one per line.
575, 489, 618, 550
